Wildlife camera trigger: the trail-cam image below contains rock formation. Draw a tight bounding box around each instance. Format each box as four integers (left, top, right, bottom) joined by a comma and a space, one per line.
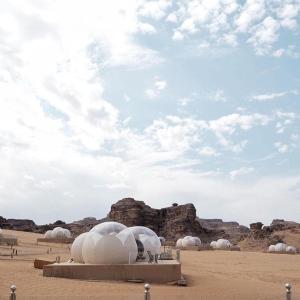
198, 218, 250, 243
108, 198, 247, 243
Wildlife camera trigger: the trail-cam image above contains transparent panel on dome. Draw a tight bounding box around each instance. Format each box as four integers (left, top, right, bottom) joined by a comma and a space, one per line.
71, 232, 89, 263
116, 229, 138, 264
44, 230, 53, 239
120, 226, 161, 259
90, 222, 127, 235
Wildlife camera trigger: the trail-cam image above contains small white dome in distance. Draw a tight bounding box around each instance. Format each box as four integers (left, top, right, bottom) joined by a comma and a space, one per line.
192, 237, 201, 246
268, 245, 275, 252
210, 241, 217, 249
182, 236, 195, 248
44, 230, 53, 239
286, 245, 297, 253
176, 238, 183, 248
216, 239, 231, 249
275, 243, 287, 252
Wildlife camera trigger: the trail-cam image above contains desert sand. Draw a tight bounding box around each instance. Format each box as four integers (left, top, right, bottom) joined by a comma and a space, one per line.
0, 229, 300, 300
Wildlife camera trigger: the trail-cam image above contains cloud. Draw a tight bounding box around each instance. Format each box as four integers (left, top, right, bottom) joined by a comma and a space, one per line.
178, 97, 191, 107
209, 89, 228, 102
274, 142, 289, 153
172, 31, 184, 41
198, 146, 220, 157
251, 90, 298, 101
145, 78, 167, 99
167, 0, 300, 56
138, 0, 172, 20
230, 167, 254, 180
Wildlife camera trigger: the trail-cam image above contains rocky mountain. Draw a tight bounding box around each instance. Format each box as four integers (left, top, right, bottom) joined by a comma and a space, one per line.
239, 220, 300, 251
108, 198, 248, 243
198, 218, 250, 243
1, 198, 299, 246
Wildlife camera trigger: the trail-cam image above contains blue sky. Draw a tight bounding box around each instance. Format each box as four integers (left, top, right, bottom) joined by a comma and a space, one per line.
0, 0, 299, 226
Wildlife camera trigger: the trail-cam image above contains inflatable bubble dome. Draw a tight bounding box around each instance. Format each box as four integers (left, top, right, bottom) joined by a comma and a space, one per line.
81, 228, 137, 264
275, 243, 287, 252
181, 236, 201, 247
90, 221, 127, 235
210, 241, 217, 249
120, 226, 161, 258
176, 238, 183, 248
71, 232, 89, 263
268, 245, 276, 252
286, 245, 297, 253
44, 230, 53, 239
51, 227, 72, 239
191, 237, 201, 246
216, 239, 231, 249
181, 236, 194, 248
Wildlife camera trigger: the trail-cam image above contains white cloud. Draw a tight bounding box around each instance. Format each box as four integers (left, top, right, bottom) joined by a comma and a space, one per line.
172, 31, 184, 41
145, 78, 167, 99
248, 16, 280, 55
198, 146, 219, 157
137, 22, 157, 34
138, 0, 172, 20
251, 89, 298, 101
166, 12, 178, 23
210, 89, 227, 102
251, 91, 288, 101
230, 167, 254, 180
178, 97, 191, 107
167, 0, 300, 56
235, 0, 266, 32
274, 142, 289, 153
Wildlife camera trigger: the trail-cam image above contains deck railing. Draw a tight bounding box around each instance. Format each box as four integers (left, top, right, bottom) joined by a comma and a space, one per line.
6, 282, 294, 299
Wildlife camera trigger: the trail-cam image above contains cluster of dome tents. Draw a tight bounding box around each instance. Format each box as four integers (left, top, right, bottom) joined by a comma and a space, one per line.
268, 243, 297, 254
176, 236, 201, 248
44, 227, 72, 240
70, 222, 161, 264
210, 239, 232, 249
176, 236, 232, 250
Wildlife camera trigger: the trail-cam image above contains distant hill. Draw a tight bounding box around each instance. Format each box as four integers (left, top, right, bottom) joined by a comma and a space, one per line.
1, 198, 299, 247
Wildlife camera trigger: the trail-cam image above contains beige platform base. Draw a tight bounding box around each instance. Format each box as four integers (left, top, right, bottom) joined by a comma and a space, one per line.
43, 260, 181, 283
34, 259, 55, 269
37, 238, 74, 244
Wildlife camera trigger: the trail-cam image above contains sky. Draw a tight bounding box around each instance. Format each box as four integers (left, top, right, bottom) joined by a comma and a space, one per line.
0, 0, 299, 226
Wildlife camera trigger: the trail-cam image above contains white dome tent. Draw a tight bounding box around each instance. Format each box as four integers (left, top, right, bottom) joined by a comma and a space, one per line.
43, 227, 72, 240
268, 245, 276, 253
215, 239, 232, 249
210, 241, 217, 249
70, 222, 163, 264
176, 238, 183, 248
44, 230, 53, 239
286, 246, 297, 253
274, 243, 287, 252
176, 236, 201, 249
50, 227, 72, 239
268, 243, 297, 254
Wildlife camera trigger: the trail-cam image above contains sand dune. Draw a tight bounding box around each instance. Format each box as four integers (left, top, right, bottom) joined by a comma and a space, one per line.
0, 230, 300, 300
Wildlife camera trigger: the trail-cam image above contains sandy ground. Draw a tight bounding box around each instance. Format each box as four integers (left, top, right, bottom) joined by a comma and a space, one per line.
1, 229, 300, 300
